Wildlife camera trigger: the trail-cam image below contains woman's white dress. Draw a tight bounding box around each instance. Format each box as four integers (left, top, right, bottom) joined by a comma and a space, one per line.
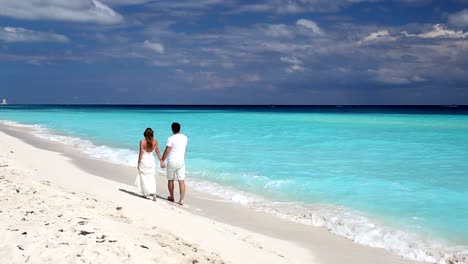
135, 149, 156, 197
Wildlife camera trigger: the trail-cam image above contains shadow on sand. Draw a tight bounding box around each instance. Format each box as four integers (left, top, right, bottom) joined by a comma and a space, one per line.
118, 188, 170, 201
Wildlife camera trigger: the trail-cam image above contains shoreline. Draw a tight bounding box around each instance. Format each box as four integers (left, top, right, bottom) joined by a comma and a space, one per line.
0, 152, 226, 264
0, 122, 426, 264
0, 127, 314, 264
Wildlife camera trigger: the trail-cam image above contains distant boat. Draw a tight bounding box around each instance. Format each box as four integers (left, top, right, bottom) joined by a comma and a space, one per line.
1, 99, 6, 105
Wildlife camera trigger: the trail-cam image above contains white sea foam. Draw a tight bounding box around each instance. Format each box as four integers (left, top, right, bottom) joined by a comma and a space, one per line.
1, 120, 43, 129
188, 180, 255, 205
253, 204, 453, 263
2, 119, 467, 263
188, 178, 468, 263
264, 179, 291, 189
1, 120, 138, 167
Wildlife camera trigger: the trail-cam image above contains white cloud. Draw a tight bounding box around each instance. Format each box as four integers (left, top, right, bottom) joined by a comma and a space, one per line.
221, 62, 235, 68
231, 0, 381, 14
275, 2, 304, 13
364, 30, 390, 41
360, 30, 398, 44
261, 24, 294, 38
0, 27, 69, 43
449, 9, 468, 28
101, 0, 153, 5
369, 68, 426, 84
230, 2, 303, 14
280, 56, 302, 64
260, 42, 313, 53
121, 0, 228, 17
402, 24, 468, 39
191, 72, 238, 90
287, 64, 304, 72
151, 60, 173, 67
242, 74, 262, 82
229, 4, 271, 14
411, 75, 426, 82
177, 58, 191, 64
145, 0, 226, 9
397, 0, 431, 5
296, 19, 323, 35
0, 0, 123, 24
143, 40, 165, 54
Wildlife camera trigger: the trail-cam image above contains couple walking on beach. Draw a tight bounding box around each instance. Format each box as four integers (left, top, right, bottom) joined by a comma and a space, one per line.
135, 122, 188, 205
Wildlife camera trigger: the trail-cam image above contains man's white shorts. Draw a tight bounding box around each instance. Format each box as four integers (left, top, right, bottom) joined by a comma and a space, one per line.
166, 162, 186, 181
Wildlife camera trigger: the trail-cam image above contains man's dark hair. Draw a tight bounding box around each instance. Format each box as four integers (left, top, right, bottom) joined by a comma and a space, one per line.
171, 122, 181, 133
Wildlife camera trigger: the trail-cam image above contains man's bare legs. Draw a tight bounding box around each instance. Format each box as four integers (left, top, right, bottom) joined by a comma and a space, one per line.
167, 179, 185, 205
167, 180, 175, 202
178, 180, 186, 205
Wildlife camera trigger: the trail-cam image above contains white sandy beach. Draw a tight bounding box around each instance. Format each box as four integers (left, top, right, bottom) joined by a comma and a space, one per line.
0, 127, 426, 264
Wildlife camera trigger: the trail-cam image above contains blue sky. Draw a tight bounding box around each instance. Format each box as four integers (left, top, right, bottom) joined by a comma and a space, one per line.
0, 0, 467, 104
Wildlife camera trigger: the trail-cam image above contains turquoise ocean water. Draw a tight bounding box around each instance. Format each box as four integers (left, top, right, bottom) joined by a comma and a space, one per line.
1, 105, 467, 262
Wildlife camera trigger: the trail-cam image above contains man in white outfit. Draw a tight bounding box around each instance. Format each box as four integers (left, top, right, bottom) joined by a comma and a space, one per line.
162, 122, 188, 205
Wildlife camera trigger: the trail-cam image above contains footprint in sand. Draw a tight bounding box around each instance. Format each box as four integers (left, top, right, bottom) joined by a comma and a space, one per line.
78, 230, 94, 236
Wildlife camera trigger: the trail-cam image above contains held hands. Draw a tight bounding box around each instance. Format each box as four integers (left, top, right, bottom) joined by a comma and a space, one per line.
160, 159, 166, 168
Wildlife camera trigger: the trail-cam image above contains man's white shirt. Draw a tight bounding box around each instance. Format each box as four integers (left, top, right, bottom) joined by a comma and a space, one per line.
166, 133, 188, 163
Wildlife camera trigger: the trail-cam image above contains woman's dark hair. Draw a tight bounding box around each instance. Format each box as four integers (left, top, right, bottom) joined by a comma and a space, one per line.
144, 128, 154, 149
171, 122, 181, 133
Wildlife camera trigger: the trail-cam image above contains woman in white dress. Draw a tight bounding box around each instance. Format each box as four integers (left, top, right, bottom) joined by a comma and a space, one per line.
135, 128, 164, 201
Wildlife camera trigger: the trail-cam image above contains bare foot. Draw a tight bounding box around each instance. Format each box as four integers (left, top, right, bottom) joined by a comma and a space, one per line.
152, 195, 157, 202
167, 196, 174, 202
178, 200, 184, 206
